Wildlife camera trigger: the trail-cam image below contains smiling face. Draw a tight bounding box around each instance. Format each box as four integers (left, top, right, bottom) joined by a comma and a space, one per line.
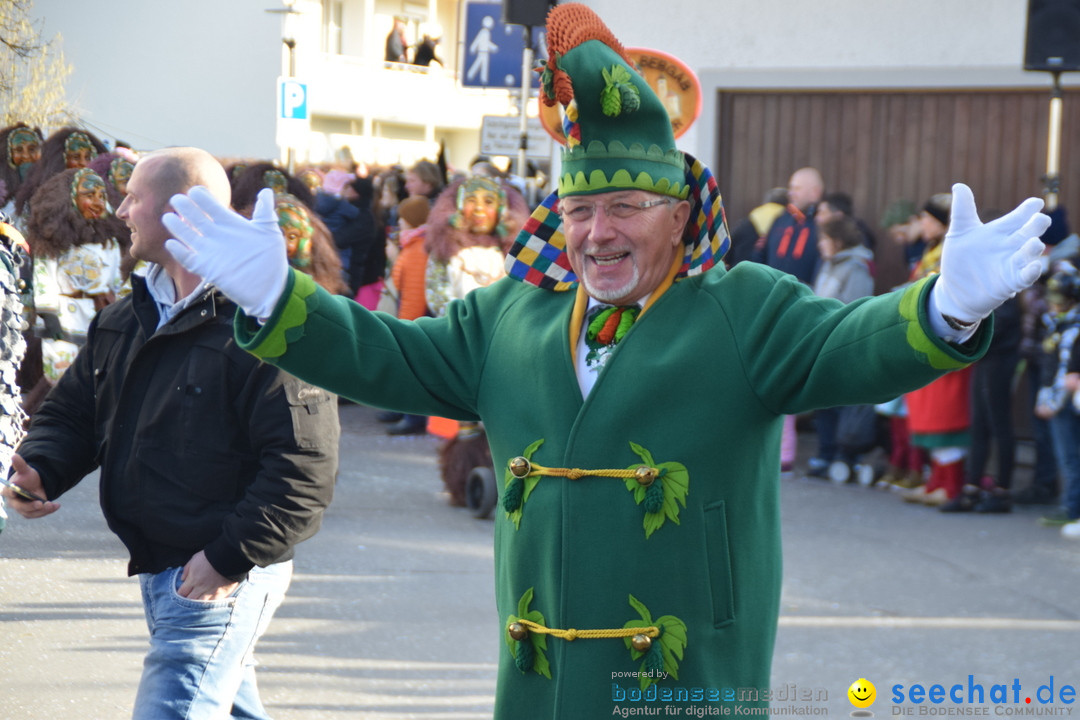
561, 190, 689, 306
72, 169, 107, 220
64, 132, 95, 169
9, 128, 42, 168
459, 180, 501, 235
848, 679, 876, 709
117, 156, 170, 264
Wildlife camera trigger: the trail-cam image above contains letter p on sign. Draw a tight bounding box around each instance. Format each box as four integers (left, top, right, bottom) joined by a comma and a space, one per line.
280, 79, 308, 120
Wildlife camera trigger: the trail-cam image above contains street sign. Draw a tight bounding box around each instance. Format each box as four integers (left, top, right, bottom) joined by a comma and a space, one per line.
279, 78, 308, 120
462, 0, 545, 89
480, 115, 552, 159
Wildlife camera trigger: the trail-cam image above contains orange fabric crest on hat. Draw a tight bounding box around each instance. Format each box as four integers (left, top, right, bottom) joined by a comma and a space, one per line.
542, 3, 633, 107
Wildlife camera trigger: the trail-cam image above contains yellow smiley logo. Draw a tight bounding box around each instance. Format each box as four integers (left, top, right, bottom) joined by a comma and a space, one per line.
848, 678, 876, 708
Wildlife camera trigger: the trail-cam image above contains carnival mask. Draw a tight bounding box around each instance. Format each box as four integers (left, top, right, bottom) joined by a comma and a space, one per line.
275, 194, 313, 269
453, 177, 505, 236
110, 157, 134, 196
8, 127, 42, 174
71, 168, 108, 220
264, 169, 288, 194
64, 132, 95, 169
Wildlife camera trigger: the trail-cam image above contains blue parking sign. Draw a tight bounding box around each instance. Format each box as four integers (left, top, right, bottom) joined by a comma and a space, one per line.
279, 79, 308, 120
462, 0, 545, 89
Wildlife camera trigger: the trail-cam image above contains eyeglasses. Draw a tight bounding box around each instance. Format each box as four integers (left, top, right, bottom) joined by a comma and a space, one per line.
559, 197, 672, 223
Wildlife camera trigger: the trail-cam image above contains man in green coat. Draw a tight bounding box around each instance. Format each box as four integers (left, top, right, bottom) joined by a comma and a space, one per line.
160, 6, 1051, 717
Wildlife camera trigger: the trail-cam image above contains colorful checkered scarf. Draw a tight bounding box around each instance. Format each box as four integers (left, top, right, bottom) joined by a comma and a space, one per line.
504, 152, 729, 291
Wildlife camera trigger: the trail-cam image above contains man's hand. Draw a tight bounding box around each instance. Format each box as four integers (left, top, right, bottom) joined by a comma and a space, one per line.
178, 550, 240, 601
163, 187, 289, 319
934, 183, 1051, 324
1, 454, 59, 518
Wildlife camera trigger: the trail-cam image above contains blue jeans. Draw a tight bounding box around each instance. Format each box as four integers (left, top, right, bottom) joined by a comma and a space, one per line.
1048, 407, 1080, 520
133, 561, 292, 719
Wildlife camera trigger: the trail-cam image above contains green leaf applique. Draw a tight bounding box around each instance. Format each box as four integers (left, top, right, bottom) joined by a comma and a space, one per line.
504, 439, 545, 530
623, 442, 690, 538
506, 587, 551, 679
622, 594, 687, 691
600, 65, 639, 117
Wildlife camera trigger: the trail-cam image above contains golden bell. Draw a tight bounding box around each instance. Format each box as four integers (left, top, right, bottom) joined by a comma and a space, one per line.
509, 456, 532, 478
631, 634, 652, 652
635, 466, 658, 486
508, 622, 529, 641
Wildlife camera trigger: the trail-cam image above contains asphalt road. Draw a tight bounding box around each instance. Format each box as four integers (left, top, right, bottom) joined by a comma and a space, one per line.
1, 404, 1078, 719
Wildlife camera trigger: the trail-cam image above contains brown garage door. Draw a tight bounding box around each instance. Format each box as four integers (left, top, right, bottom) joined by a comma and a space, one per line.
715, 88, 1080, 291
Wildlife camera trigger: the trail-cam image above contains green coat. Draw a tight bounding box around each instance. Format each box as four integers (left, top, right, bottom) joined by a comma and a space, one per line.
237, 261, 986, 718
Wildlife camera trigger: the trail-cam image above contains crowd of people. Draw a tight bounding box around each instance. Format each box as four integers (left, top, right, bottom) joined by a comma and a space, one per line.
2, 127, 1079, 536
736, 165, 1080, 536
0, 3, 1068, 717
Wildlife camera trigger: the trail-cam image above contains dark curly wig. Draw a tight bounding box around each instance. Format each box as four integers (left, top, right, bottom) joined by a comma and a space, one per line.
0, 122, 43, 206
26, 168, 128, 260
230, 162, 313, 215
14, 127, 108, 216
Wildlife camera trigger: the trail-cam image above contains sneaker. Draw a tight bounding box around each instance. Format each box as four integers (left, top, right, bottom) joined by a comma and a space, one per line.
973, 491, 1012, 514
828, 461, 852, 484
891, 469, 925, 490
377, 410, 404, 424
940, 485, 980, 513
1062, 521, 1080, 539
1039, 511, 1072, 527
806, 457, 829, 479
902, 486, 948, 506
386, 417, 427, 435
854, 464, 876, 487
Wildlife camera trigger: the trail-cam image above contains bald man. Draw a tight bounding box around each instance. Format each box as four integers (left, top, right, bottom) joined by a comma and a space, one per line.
754, 166, 825, 283
2, 147, 340, 719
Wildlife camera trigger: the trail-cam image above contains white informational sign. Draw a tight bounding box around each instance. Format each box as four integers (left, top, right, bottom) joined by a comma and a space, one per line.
276, 77, 310, 161
480, 115, 552, 159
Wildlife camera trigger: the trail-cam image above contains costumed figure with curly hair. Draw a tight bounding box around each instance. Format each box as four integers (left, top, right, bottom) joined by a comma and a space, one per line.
230, 162, 314, 215
88, 151, 137, 277
274, 192, 348, 295
0, 123, 43, 212
14, 127, 108, 217
424, 174, 528, 505
24, 168, 127, 412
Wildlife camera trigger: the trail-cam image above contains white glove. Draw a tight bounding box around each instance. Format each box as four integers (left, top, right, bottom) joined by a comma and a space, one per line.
934, 183, 1051, 324
163, 187, 289, 318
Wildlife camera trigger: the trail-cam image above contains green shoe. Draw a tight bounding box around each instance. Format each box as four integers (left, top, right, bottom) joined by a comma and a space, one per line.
1039, 511, 1071, 527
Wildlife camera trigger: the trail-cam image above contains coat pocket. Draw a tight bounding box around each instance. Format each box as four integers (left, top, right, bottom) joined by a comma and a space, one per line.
703, 500, 736, 628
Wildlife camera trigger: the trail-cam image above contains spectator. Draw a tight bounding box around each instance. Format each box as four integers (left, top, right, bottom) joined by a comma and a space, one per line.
726, 186, 787, 267
1034, 267, 1080, 536
807, 216, 876, 478
753, 166, 824, 284
385, 17, 408, 63
405, 159, 445, 202
815, 191, 876, 251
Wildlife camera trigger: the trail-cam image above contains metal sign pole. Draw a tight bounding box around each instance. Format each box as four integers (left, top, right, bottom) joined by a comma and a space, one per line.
517, 25, 533, 179
1045, 70, 1063, 211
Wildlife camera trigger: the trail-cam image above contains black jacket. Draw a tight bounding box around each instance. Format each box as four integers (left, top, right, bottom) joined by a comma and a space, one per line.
17, 274, 339, 580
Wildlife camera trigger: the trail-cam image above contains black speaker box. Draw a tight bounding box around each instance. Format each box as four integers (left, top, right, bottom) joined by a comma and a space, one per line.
503, 0, 553, 28
1025, 0, 1080, 71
